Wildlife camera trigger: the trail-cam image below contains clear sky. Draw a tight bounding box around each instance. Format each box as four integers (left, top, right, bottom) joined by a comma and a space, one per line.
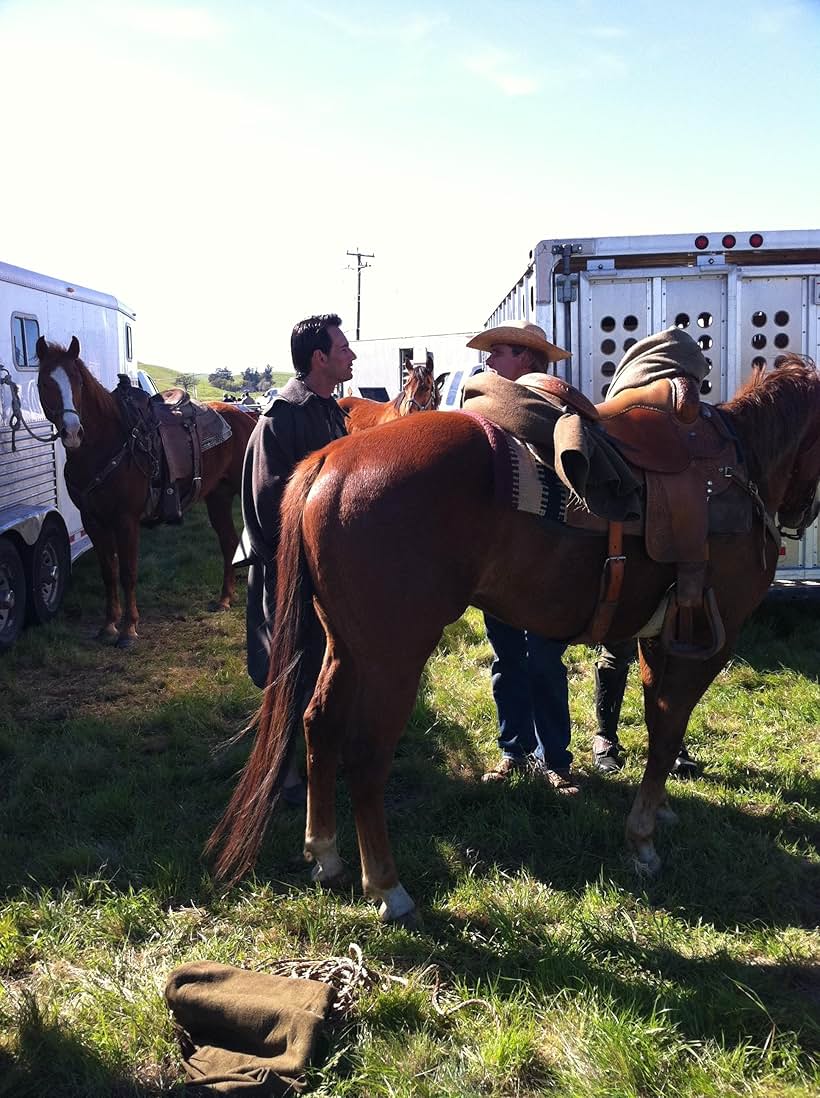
3, 0, 819, 374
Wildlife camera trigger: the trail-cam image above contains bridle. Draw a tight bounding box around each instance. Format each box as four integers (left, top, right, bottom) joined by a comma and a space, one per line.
777, 422, 820, 540
400, 367, 440, 414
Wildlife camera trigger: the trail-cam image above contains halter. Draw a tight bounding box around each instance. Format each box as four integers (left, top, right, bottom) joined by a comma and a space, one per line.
778, 422, 820, 540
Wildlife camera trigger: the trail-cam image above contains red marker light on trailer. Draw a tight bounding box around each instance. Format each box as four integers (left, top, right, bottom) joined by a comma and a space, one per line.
749, 233, 764, 248
694, 235, 709, 250
722, 234, 736, 248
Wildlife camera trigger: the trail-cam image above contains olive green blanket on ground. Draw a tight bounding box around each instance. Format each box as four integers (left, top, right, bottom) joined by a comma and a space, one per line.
165, 961, 335, 1096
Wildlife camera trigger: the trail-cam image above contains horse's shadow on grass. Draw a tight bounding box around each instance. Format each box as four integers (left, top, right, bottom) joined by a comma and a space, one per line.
365, 906, 820, 1059
0, 1022, 180, 1097
737, 597, 820, 680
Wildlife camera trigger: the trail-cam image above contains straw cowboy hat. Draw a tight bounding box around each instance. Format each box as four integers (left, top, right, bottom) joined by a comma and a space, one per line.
467, 319, 570, 362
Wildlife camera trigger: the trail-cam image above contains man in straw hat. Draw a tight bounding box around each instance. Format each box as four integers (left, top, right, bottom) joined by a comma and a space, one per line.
465, 320, 582, 795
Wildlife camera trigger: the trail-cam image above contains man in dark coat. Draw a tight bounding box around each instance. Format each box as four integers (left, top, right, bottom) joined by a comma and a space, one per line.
241, 314, 354, 693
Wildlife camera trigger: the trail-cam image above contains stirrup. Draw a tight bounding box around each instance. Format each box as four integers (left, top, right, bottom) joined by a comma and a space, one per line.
660, 586, 725, 660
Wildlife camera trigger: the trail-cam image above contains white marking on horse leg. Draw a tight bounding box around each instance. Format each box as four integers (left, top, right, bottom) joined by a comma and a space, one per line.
366, 881, 417, 924
51, 367, 82, 448
627, 790, 662, 874
303, 833, 346, 884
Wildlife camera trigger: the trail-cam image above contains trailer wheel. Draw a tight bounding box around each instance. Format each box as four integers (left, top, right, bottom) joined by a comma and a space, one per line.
26, 518, 70, 625
0, 538, 27, 650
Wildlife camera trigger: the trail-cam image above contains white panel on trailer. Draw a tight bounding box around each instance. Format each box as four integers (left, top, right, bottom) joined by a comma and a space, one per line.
661, 274, 727, 402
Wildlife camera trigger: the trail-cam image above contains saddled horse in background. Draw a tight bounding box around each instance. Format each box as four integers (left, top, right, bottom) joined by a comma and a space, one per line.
339, 357, 445, 432
208, 357, 820, 925
36, 337, 257, 646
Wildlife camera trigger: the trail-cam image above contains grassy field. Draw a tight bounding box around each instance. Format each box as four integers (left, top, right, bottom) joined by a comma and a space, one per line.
139, 364, 294, 403
1, 506, 818, 1096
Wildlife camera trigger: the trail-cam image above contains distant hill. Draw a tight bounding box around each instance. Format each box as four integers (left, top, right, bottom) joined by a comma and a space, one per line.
138, 364, 294, 402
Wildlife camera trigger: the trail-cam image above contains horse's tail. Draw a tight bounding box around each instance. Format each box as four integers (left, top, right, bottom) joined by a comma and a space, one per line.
206, 452, 326, 882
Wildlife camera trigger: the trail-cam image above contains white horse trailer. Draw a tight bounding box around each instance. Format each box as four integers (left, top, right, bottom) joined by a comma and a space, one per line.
483, 229, 820, 581
0, 260, 140, 648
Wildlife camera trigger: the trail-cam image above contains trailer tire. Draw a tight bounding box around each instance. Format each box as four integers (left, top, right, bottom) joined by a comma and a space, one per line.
0, 538, 27, 650
26, 518, 70, 625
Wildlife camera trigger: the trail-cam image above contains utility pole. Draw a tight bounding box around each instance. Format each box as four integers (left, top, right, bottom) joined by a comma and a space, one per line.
346, 248, 374, 340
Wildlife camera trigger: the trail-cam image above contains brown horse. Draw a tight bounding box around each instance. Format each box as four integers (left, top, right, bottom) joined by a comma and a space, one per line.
36, 337, 257, 646
208, 357, 820, 925
339, 358, 444, 432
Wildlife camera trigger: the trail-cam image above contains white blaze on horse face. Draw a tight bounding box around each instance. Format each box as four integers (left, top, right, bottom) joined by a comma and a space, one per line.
52, 367, 82, 449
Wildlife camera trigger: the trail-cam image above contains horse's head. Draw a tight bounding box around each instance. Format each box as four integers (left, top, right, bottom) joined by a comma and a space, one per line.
778, 428, 820, 536
399, 360, 442, 414
36, 336, 85, 449
771, 356, 820, 537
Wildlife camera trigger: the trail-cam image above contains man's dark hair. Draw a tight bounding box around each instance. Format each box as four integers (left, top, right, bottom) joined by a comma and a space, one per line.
291, 314, 342, 376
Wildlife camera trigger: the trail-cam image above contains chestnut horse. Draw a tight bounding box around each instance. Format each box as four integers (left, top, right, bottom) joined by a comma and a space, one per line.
339, 359, 444, 432
208, 358, 820, 925
36, 337, 257, 646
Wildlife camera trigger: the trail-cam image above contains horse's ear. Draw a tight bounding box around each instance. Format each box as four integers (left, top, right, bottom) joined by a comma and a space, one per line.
68, 336, 80, 358
36, 336, 48, 359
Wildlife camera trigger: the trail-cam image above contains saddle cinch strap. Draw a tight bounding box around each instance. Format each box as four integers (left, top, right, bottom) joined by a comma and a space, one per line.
539, 373, 743, 659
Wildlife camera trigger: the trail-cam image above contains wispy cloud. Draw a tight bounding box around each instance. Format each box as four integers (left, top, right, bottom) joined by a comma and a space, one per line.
588, 25, 628, 40
99, 3, 225, 41
464, 48, 540, 97
308, 6, 448, 43
750, 0, 807, 35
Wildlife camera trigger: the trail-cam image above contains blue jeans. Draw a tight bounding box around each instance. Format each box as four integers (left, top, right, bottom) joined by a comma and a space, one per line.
484, 614, 572, 770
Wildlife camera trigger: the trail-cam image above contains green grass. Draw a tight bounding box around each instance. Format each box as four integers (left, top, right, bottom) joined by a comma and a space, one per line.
1, 508, 818, 1096
139, 363, 294, 402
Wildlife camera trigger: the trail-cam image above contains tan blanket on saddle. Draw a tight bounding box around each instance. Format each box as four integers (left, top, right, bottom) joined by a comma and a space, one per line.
165, 961, 335, 1096
606, 325, 711, 398
461, 327, 712, 523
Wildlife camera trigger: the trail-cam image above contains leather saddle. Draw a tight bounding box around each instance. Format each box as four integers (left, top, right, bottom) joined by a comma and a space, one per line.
115, 378, 232, 523
520, 372, 746, 659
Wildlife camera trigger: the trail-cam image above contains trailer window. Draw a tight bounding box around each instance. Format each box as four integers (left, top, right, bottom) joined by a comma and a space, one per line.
12, 315, 40, 369
125, 323, 133, 362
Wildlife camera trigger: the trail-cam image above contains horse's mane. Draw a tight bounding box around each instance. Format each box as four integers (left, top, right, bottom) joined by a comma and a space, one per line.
720, 355, 820, 479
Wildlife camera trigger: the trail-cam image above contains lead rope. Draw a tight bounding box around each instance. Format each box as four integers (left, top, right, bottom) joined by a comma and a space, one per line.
0, 365, 60, 450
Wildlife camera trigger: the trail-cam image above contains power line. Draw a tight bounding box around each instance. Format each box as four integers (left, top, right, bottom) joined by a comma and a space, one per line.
346, 248, 374, 340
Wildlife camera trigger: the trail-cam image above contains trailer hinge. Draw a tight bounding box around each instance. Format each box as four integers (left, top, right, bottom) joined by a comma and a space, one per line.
555, 273, 579, 304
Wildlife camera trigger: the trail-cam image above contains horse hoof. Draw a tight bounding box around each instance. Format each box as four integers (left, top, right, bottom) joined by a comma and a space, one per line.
380, 905, 420, 931
310, 864, 351, 890
630, 845, 662, 877
376, 883, 418, 927
98, 629, 119, 646
208, 600, 231, 613
116, 634, 138, 649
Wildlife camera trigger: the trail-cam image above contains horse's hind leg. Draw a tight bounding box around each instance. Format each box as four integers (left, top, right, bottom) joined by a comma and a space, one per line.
341, 670, 425, 926
205, 483, 239, 611
627, 637, 727, 872
302, 634, 355, 888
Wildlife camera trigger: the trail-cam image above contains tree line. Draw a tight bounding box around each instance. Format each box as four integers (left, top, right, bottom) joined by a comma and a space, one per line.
204, 366, 276, 393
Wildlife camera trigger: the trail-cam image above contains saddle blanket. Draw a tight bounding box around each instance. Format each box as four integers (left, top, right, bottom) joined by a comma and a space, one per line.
461, 411, 567, 524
